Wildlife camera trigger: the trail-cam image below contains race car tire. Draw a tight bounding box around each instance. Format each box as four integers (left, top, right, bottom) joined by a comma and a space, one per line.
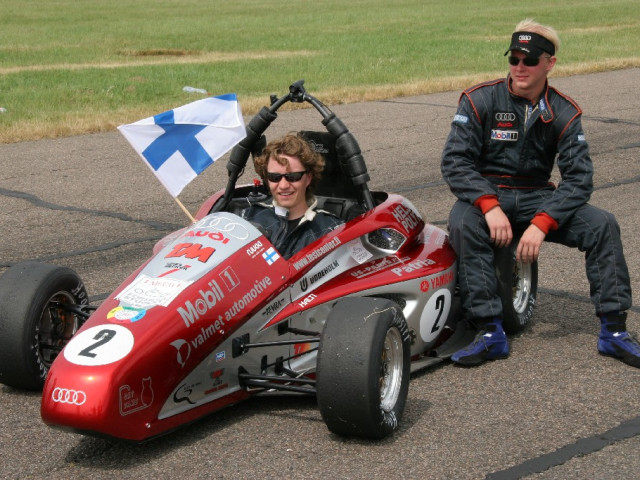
495, 244, 538, 335
0, 262, 88, 390
316, 297, 410, 439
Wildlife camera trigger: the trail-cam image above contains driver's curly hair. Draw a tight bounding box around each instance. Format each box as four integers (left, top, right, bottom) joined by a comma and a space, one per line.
253, 133, 325, 193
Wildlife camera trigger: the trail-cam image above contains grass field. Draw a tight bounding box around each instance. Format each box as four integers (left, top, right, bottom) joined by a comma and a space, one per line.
1, 0, 639, 143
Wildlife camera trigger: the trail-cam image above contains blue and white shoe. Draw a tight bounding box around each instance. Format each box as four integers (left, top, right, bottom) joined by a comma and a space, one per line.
451, 320, 509, 366
598, 312, 640, 368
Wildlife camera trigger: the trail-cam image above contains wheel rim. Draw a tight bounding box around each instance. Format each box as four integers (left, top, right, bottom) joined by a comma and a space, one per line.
36, 291, 81, 368
379, 327, 404, 412
512, 260, 533, 314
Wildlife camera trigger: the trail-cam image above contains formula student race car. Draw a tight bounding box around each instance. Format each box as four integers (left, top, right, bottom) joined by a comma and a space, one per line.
0, 81, 537, 441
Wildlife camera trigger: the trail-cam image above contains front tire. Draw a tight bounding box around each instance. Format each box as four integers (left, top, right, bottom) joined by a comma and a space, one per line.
316, 297, 410, 439
0, 262, 88, 390
495, 244, 538, 334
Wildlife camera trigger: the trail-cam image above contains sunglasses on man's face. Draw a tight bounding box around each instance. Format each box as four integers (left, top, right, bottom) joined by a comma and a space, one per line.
508, 56, 541, 67
266, 171, 308, 183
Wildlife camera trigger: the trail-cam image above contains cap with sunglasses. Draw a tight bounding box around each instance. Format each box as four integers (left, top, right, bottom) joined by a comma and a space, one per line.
504, 31, 555, 58
266, 171, 308, 183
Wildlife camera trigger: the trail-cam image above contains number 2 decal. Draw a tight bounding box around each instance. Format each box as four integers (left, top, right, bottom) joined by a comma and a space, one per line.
78, 329, 117, 358
64, 324, 135, 366
430, 294, 446, 334
419, 289, 452, 343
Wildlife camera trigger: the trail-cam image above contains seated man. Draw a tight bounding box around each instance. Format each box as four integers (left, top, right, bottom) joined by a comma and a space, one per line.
441, 19, 638, 368
242, 133, 344, 259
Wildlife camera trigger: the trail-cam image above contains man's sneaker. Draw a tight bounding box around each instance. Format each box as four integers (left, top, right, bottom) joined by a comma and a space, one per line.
598, 332, 640, 368
598, 312, 640, 368
451, 320, 509, 366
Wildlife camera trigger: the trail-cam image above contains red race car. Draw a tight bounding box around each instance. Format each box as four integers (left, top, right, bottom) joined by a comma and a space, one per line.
0, 81, 537, 441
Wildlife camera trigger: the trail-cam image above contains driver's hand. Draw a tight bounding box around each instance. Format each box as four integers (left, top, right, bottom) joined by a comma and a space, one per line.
516, 224, 546, 264
484, 206, 512, 248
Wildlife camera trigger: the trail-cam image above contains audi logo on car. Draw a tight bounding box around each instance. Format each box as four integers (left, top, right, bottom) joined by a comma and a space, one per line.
52, 387, 87, 405
495, 112, 516, 121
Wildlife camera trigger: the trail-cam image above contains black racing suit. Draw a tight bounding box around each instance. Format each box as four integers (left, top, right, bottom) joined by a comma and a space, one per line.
441, 76, 631, 319
242, 197, 343, 260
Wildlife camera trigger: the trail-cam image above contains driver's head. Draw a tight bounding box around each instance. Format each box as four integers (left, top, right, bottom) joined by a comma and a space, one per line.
254, 133, 325, 200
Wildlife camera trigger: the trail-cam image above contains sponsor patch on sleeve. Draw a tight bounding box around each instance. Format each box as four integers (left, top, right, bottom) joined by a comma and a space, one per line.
577, 133, 586, 142
453, 114, 469, 125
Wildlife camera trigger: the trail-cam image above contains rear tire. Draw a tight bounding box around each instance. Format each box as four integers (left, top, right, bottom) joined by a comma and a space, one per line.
495, 245, 538, 334
316, 297, 410, 439
0, 262, 88, 390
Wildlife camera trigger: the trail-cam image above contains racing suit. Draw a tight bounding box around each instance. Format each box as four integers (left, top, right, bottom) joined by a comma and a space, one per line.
441, 76, 631, 320
242, 197, 343, 260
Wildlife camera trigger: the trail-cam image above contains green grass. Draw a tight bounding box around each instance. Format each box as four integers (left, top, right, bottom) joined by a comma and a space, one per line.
1, 0, 639, 142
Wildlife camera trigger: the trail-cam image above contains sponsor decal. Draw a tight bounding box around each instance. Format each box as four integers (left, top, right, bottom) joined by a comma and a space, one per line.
204, 368, 227, 395
298, 293, 317, 308
107, 306, 146, 323
391, 258, 436, 276
453, 114, 469, 124
430, 271, 454, 289
183, 229, 230, 244
538, 98, 552, 122
493, 112, 519, 130
300, 260, 339, 292
350, 256, 405, 279
392, 202, 422, 235
292, 237, 342, 271
119, 377, 154, 416
192, 215, 250, 241
165, 242, 215, 263
174, 381, 200, 405
171, 339, 191, 368
219, 266, 240, 292
117, 274, 192, 309
491, 129, 518, 141
262, 247, 280, 265
495, 112, 516, 121
52, 387, 86, 406
216, 351, 226, 362
223, 276, 272, 321
348, 238, 373, 264
177, 279, 225, 327
420, 280, 430, 292
63, 324, 134, 366
164, 262, 191, 271
160, 262, 192, 278
171, 318, 228, 367
261, 296, 286, 318
578, 133, 586, 142
246, 240, 264, 258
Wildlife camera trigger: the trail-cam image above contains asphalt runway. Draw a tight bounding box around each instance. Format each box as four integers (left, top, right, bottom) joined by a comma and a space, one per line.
1, 68, 639, 479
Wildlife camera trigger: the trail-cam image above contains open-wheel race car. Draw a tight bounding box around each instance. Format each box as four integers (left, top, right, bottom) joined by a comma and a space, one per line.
0, 81, 537, 441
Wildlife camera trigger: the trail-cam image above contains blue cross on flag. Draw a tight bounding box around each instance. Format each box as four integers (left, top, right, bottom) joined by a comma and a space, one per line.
118, 94, 246, 197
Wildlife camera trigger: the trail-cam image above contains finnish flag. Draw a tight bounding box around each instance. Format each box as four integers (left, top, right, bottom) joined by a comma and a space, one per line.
118, 94, 246, 197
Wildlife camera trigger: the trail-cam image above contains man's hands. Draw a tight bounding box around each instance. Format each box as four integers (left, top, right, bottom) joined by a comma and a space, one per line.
516, 224, 545, 264
484, 207, 545, 263
485, 206, 512, 248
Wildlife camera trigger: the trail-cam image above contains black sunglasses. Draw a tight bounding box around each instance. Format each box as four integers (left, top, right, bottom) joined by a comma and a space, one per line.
266, 171, 308, 183
508, 56, 540, 67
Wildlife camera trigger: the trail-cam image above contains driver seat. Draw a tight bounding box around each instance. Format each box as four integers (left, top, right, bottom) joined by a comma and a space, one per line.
299, 131, 365, 220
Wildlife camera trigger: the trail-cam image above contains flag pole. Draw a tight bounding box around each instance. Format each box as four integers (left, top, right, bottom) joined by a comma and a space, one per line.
174, 197, 196, 224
